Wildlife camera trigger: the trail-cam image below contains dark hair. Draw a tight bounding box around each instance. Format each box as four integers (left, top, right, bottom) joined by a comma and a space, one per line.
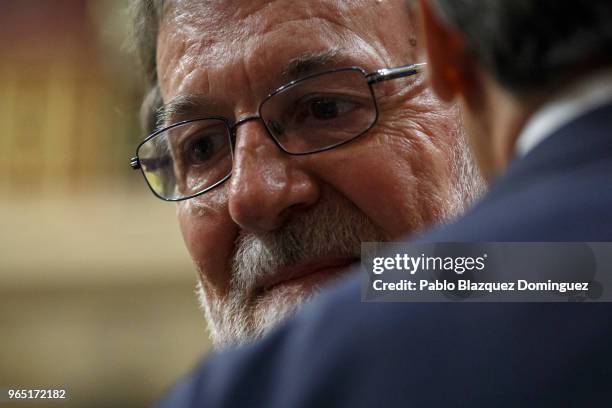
430, 0, 612, 93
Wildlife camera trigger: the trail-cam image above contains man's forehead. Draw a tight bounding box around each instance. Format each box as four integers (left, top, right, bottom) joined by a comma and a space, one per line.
164, 0, 361, 21
160, 0, 412, 44
156, 0, 417, 108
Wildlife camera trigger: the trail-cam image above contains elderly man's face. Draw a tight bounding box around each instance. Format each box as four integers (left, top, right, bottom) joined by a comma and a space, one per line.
156, 0, 471, 347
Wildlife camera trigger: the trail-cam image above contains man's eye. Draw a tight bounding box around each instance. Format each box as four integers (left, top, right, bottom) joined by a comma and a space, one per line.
183, 134, 222, 165
308, 97, 355, 120
288, 96, 359, 125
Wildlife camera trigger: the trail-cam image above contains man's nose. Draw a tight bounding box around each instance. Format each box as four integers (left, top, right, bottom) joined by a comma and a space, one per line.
228, 120, 320, 233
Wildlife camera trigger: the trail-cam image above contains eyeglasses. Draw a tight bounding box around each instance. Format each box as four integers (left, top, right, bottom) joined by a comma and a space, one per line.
130, 63, 426, 201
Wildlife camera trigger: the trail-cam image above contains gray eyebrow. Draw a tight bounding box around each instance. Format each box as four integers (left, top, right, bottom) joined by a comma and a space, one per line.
157, 48, 349, 127
157, 94, 219, 128
282, 48, 346, 80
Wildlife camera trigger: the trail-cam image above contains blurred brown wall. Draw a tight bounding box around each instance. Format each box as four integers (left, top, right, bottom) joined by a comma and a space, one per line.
0, 2, 212, 407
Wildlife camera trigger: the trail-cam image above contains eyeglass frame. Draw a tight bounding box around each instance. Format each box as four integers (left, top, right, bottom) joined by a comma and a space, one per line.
130, 62, 427, 202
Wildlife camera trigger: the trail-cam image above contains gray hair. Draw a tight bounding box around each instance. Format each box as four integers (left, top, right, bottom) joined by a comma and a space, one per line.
429, 0, 612, 94
129, 0, 163, 86
129, 0, 164, 134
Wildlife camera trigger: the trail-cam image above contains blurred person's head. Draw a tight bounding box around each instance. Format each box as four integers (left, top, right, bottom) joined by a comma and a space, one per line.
418, 0, 612, 179
131, 0, 483, 348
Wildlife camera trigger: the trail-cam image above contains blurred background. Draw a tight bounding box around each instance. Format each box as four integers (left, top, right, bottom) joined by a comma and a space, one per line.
0, 1, 212, 407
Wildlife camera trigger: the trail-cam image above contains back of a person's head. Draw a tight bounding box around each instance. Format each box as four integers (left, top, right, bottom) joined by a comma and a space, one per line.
430, 0, 612, 94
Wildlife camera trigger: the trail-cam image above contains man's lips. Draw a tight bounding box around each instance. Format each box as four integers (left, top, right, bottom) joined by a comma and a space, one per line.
261, 257, 359, 293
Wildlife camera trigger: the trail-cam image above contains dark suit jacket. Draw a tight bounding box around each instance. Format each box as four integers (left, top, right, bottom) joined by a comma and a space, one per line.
158, 102, 612, 407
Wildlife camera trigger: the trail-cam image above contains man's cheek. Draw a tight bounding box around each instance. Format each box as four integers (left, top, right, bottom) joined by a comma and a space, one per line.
323, 137, 420, 238
346, 126, 449, 236
177, 201, 237, 296
379, 115, 455, 181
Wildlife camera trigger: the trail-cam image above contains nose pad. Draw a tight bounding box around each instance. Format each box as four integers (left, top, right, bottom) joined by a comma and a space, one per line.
227, 120, 320, 233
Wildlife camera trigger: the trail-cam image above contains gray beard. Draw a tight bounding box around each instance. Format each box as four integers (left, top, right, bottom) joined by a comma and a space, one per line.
196, 197, 390, 348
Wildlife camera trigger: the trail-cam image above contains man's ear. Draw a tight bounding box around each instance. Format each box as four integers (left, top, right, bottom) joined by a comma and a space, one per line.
417, 0, 471, 103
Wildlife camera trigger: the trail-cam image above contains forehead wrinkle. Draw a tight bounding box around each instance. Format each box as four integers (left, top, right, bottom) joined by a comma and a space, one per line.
161, 0, 372, 60
237, 15, 388, 89
160, 0, 394, 68
157, 0, 241, 97
161, 0, 265, 49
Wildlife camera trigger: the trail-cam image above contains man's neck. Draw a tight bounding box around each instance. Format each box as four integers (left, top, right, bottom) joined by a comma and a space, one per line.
474, 78, 536, 180
515, 67, 612, 158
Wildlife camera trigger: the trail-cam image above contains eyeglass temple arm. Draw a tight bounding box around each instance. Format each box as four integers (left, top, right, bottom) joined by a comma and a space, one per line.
366, 63, 427, 85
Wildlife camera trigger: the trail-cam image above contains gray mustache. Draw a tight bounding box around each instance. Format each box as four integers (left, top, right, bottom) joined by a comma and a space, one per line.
230, 197, 391, 296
